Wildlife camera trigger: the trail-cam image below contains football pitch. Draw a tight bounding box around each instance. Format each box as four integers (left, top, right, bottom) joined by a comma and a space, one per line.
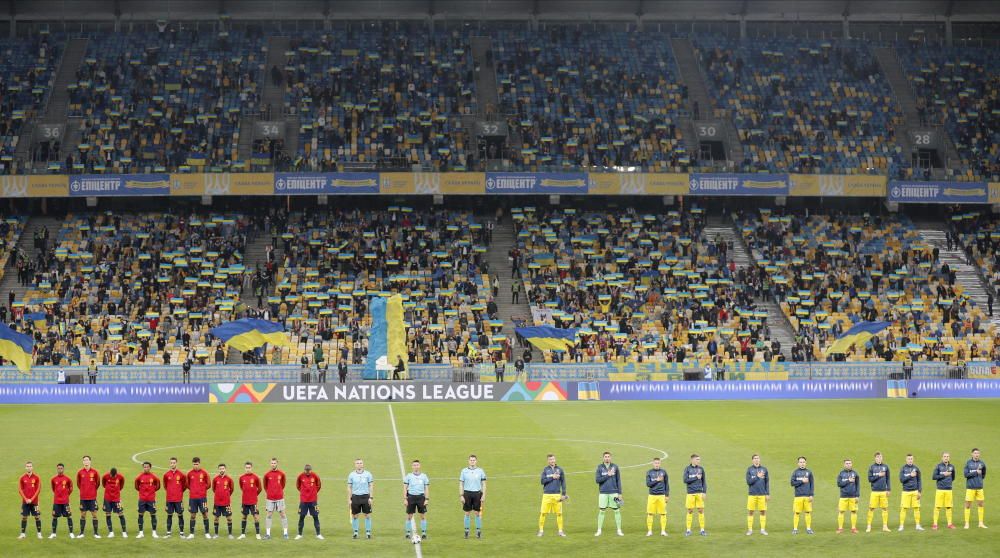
1, 399, 997, 557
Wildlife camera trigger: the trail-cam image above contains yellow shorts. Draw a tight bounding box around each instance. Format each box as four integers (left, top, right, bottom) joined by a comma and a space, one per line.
646, 495, 667, 515
793, 496, 813, 513
540, 494, 563, 514
869, 491, 889, 509
966, 489, 985, 502
934, 490, 953, 508
900, 491, 920, 509
747, 495, 768, 511
838, 498, 859, 512
685, 494, 705, 509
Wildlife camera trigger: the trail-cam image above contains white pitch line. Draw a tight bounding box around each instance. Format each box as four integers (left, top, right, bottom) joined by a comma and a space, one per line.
389, 405, 422, 557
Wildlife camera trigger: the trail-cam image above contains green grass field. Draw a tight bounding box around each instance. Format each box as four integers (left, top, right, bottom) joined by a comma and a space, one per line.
0, 399, 998, 557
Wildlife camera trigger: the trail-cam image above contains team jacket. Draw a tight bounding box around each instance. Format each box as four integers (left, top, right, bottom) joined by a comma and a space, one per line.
76, 468, 101, 500
646, 469, 669, 496
932, 463, 956, 490
595, 463, 621, 494
296, 472, 321, 503
187, 469, 211, 499
683, 465, 706, 494
213, 475, 234, 507
790, 468, 815, 497
965, 459, 987, 489
239, 473, 262, 505
746, 465, 769, 496
263, 470, 286, 500
837, 469, 860, 498
163, 470, 187, 502
899, 465, 922, 492
541, 466, 567, 495
868, 463, 891, 492
51, 474, 73, 504
102, 473, 125, 503
135, 472, 160, 502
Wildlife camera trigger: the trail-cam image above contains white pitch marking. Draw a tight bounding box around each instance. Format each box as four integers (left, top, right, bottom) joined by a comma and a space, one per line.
389, 405, 422, 557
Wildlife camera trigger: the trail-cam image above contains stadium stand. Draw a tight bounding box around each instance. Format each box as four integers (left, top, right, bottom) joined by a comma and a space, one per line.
283, 24, 477, 171
694, 37, 903, 175
738, 208, 995, 363
0, 34, 61, 174
495, 27, 689, 172
512, 205, 780, 365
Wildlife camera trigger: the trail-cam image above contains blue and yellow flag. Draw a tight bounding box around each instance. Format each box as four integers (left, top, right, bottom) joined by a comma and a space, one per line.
515, 326, 578, 352
365, 294, 407, 380
23, 312, 46, 330
210, 319, 290, 352
825, 321, 891, 355
0, 322, 34, 373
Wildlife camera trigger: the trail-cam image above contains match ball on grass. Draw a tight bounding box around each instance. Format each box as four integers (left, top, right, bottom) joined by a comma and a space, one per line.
412, 534, 422, 544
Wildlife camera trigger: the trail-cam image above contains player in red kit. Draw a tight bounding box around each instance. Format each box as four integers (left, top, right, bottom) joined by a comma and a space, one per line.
18, 461, 42, 539
296, 464, 323, 539
263, 457, 289, 539
76, 455, 101, 538
101, 467, 127, 538
162, 456, 187, 537
187, 457, 212, 539
212, 463, 235, 539
50, 463, 74, 539
134, 461, 160, 538
239, 461, 262, 539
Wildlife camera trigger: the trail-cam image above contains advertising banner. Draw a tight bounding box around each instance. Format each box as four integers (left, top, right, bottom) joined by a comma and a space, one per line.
486, 172, 588, 195
69, 174, 171, 197
990, 182, 1000, 204
218, 382, 514, 403
887, 180, 988, 204
790, 174, 886, 197
688, 173, 789, 196
2, 175, 70, 198
597, 380, 885, 400
588, 173, 689, 195
274, 172, 379, 195
907, 379, 1000, 398
0, 383, 207, 404
169, 173, 276, 196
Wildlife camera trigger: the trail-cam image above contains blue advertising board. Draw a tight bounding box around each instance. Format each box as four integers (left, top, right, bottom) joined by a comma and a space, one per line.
907, 379, 1000, 398
274, 172, 379, 195
887, 180, 988, 204
597, 380, 884, 400
688, 173, 789, 196
486, 172, 588, 194
69, 174, 171, 197
0, 383, 207, 404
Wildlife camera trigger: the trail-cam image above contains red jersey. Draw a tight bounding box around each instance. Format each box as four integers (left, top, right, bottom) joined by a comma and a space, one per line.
51, 474, 73, 505
135, 472, 160, 502
19, 473, 41, 505
187, 469, 211, 499
101, 473, 126, 503
239, 473, 262, 505
163, 470, 187, 502
212, 475, 234, 506
76, 467, 101, 500
296, 472, 321, 503
263, 470, 286, 501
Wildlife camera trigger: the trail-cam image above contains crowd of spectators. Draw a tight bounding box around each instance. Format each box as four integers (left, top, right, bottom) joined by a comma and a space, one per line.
0, 34, 60, 174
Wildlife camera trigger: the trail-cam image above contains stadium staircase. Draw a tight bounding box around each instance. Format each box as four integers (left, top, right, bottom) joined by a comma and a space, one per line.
486, 213, 540, 362
0, 216, 60, 307
16, 37, 89, 170
224, 233, 274, 364
917, 224, 1000, 330
259, 36, 298, 165
470, 36, 504, 170
670, 38, 743, 166
717, 214, 795, 359
874, 47, 960, 172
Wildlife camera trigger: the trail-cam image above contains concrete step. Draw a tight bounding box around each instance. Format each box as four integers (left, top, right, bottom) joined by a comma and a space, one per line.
0, 216, 62, 307
918, 228, 999, 330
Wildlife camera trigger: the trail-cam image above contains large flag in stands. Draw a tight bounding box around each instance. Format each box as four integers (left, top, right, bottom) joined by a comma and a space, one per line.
825, 321, 891, 355
210, 319, 291, 352
0, 322, 34, 373
515, 326, 579, 352
366, 294, 407, 380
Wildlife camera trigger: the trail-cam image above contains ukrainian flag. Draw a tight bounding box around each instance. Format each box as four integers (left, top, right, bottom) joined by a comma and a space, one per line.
23, 312, 46, 330
365, 294, 407, 380
825, 321, 891, 355
577, 381, 600, 400
210, 319, 291, 352
515, 326, 578, 352
0, 322, 34, 373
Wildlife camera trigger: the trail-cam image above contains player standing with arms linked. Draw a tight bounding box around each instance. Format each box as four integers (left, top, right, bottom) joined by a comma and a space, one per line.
594, 451, 623, 537
212, 463, 235, 539
683, 454, 707, 537
263, 457, 289, 539
964, 448, 987, 529
187, 457, 212, 539
162, 457, 187, 538
348, 459, 374, 539
790, 456, 814, 535
18, 461, 42, 539
459, 454, 486, 539
404, 459, 431, 541
538, 454, 566, 538
101, 466, 127, 538
898, 453, 924, 531
238, 462, 262, 539
76, 456, 101, 538
931, 452, 956, 530
50, 463, 74, 539
836, 459, 860, 533
134, 461, 160, 538
746, 454, 769, 536
645, 457, 669, 537
867, 451, 891, 532
296, 464, 322, 539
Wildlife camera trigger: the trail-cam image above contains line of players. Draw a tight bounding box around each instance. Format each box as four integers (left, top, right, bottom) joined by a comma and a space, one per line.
537, 449, 987, 537
18, 449, 987, 540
